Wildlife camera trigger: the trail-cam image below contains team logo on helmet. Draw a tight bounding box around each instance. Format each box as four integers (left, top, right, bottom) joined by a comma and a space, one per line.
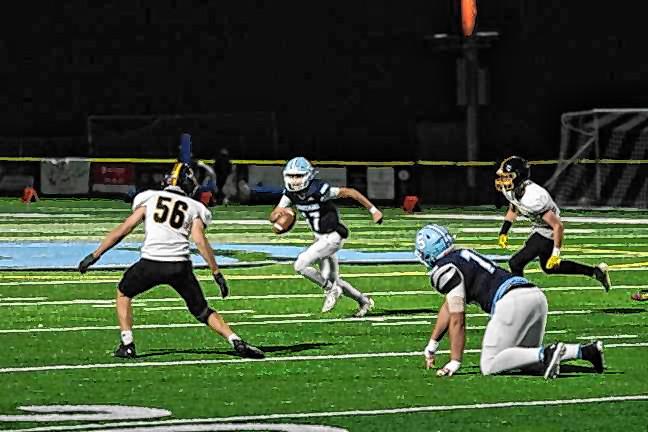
414, 224, 455, 268
495, 156, 530, 192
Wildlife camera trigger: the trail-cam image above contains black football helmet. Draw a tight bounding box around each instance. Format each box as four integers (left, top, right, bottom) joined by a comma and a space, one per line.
164, 162, 200, 197
495, 156, 530, 192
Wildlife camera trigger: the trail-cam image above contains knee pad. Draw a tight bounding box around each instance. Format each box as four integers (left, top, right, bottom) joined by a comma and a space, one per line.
193, 306, 214, 324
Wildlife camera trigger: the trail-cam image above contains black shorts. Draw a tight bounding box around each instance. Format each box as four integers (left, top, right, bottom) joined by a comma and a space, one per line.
118, 259, 208, 314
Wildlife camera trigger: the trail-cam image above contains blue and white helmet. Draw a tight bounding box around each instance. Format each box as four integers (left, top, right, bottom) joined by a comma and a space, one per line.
283, 157, 316, 192
414, 224, 455, 268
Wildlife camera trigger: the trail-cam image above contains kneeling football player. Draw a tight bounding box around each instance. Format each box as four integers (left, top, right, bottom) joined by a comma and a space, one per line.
415, 224, 604, 379
270, 157, 383, 317
78, 163, 264, 359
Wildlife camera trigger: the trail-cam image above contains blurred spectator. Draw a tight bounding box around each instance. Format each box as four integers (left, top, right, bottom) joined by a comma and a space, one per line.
213, 148, 232, 204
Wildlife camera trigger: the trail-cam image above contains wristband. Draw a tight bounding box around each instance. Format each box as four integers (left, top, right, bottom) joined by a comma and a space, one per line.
499, 220, 512, 236
552, 247, 561, 257
369, 206, 378, 215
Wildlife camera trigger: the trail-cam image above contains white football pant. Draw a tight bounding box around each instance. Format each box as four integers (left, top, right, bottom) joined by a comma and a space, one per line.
480, 287, 548, 375
293, 231, 367, 304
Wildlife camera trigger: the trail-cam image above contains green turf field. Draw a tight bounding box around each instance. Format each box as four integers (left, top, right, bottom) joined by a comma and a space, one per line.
0, 199, 647, 431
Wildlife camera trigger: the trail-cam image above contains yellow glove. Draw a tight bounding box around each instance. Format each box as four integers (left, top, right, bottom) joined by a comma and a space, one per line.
546, 254, 561, 269
497, 234, 508, 249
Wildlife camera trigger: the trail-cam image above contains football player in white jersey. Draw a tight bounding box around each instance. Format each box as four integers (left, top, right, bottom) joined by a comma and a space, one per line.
495, 156, 611, 291
78, 163, 264, 359
270, 157, 383, 317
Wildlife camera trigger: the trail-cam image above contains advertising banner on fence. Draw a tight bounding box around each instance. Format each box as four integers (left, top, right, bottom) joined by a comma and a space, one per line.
40, 158, 90, 195
92, 163, 135, 194
367, 167, 394, 200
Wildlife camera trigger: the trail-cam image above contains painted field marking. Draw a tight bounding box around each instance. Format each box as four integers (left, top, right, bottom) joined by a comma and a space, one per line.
251, 313, 312, 319
1, 343, 647, 375
0, 297, 48, 301
141, 307, 254, 314
0, 309, 602, 334
0, 284, 643, 308
405, 213, 648, 225
577, 335, 637, 340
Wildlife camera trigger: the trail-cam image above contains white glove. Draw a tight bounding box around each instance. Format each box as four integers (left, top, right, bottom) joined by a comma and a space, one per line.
436, 359, 461, 377
423, 339, 439, 369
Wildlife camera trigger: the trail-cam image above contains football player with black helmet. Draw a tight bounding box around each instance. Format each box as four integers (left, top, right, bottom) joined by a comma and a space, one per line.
78, 162, 264, 359
270, 157, 383, 317
495, 156, 611, 291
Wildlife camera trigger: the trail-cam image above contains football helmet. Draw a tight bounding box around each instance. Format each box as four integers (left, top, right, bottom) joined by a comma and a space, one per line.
495, 156, 530, 192
283, 157, 316, 192
415, 224, 455, 268
164, 162, 200, 197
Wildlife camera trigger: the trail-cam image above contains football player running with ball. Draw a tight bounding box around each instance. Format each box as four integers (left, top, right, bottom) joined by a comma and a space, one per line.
495, 156, 611, 291
78, 163, 264, 360
415, 224, 604, 379
271, 157, 382, 317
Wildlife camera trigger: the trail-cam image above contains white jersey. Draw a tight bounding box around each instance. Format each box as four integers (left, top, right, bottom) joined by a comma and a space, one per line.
501, 181, 559, 239
132, 188, 212, 262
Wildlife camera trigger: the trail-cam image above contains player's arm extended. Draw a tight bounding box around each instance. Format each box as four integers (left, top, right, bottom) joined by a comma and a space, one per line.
336, 187, 383, 223
191, 218, 220, 275
542, 210, 564, 249
498, 205, 518, 248
93, 206, 146, 258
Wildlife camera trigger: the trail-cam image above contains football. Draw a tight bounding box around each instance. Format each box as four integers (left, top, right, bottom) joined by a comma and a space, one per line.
270, 208, 296, 234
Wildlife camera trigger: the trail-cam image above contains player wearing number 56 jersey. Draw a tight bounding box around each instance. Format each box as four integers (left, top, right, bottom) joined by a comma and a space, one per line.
77, 163, 264, 360
415, 224, 604, 379
271, 157, 383, 317
495, 156, 610, 291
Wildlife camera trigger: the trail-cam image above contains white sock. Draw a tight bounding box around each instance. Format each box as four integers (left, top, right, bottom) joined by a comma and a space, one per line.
120, 330, 133, 345
562, 343, 581, 361
227, 333, 241, 347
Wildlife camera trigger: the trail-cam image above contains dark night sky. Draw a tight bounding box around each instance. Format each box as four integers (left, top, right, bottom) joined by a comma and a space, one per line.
0, 1, 646, 160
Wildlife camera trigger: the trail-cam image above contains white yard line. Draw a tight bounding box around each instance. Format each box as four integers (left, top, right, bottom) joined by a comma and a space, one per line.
0, 284, 640, 308
0, 309, 599, 334
577, 335, 637, 340
406, 213, 648, 225
1, 343, 647, 375
141, 308, 254, 314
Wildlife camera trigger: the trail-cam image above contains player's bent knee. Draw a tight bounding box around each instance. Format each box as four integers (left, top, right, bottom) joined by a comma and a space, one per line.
193, 306, 215, 324
480, 357, 496, 376
294, 256, 309, 274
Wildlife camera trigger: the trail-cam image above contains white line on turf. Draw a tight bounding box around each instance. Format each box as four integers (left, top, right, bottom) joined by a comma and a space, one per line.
0, 285, 637, 307
141, 308, 254, 313
577, 335, 637, 340
405, 213, 648, 225
0, 310, 595, 334
1, 343, 647, 375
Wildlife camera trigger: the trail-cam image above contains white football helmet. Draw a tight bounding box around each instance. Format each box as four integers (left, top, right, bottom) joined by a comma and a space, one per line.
283, 157, 316, 192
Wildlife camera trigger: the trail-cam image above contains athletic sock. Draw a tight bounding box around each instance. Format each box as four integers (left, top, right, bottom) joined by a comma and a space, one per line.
562, 343, 581, 361
227, 333, 241, 347
120, 330, 133, 345
555, 260, 595, 276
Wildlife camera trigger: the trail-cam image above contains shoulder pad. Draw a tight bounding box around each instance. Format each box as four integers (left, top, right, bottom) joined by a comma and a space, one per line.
429, 262, 464, 295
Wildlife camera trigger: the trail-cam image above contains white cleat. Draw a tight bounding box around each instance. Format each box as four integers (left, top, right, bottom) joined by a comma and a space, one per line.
354, 297, 375, 318
321, 283, 343, 313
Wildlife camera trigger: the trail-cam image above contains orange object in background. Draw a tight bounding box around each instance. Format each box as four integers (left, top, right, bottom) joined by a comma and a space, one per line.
21, 186, 39, 203
461, 0, 477, 37
402, 195, 421, 213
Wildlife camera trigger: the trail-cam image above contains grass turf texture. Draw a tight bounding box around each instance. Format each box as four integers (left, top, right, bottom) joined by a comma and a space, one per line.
0, 198, 647, 431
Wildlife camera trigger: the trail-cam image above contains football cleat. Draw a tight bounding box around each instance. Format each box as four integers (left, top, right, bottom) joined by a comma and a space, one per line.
542, 342, 565, 380
593, 263, 611, 292
321, 283, 343, 313
354, 297, 375, 318
631, 290, 648, 302
114, 342, 136, 359
233, 339, 265, 359
580, 340, 605, 373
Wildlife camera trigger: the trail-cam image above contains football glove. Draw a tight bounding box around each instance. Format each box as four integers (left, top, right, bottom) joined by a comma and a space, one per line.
213, 272, 229, 298
436, 359, 461, 377
423, 339, 439, 369
546, 254, 561, 270
78, 253, 99, 274
497, 234, 508, 249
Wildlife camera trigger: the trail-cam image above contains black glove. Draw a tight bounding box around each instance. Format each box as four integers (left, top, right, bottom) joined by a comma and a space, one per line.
78, 253, 99, 274
213, 272, 229, 298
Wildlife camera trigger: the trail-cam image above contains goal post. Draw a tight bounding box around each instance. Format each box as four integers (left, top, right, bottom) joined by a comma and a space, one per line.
544, 108, 648, 208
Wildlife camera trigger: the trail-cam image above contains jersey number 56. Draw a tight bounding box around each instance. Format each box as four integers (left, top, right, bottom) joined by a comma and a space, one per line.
153, 196, 188, 229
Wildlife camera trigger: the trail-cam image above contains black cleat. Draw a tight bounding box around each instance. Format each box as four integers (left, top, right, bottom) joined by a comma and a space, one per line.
114, 342, 137, 359
542, 342, 565, 380
593, 263, 611, 292
233, 339, 265, 359
581, 340, 605, 373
